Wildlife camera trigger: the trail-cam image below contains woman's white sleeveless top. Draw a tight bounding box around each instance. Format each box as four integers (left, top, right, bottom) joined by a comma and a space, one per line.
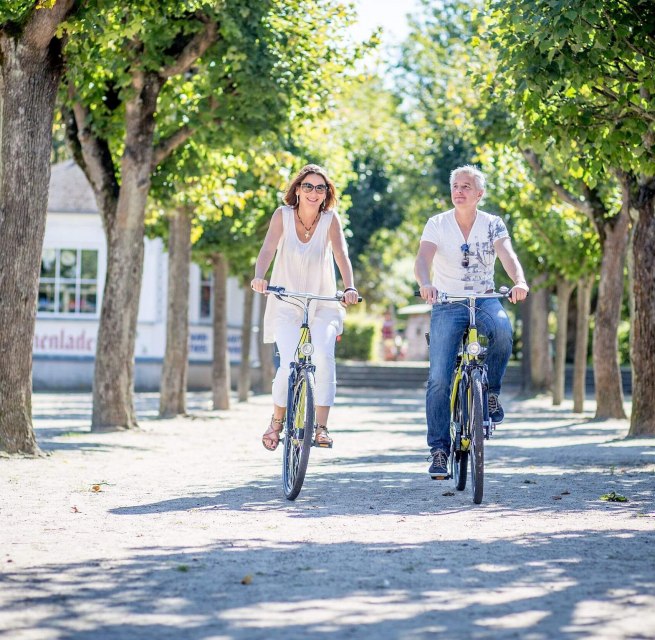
263, 205, 345, 343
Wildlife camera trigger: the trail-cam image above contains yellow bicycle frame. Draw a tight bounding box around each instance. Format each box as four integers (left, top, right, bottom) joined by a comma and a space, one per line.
449, 325, 480, 452
296, 325, 311, 362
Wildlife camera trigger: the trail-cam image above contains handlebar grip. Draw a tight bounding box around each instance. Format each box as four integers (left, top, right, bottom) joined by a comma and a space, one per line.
266, 285, 284, 293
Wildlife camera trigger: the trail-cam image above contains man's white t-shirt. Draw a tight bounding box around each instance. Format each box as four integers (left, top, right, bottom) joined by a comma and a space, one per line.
420, 208, 509, 295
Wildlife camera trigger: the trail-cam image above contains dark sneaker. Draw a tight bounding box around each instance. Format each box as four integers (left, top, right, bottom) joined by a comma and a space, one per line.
489, 393, 504, 424
427, 450, 449, 480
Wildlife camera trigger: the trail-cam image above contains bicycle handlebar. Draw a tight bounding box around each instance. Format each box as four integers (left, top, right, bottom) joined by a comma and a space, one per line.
413, 286, 513, 304
266, 285, 363, 303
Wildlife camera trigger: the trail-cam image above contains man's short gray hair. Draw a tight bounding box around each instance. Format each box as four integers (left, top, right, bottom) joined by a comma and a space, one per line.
450, 165, 486, 191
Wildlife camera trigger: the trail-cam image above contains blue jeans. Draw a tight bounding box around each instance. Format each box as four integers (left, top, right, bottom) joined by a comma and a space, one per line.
426, 298, 513, 453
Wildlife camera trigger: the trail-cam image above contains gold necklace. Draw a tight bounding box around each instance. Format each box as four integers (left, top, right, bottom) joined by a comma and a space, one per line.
297, 209, 321, 239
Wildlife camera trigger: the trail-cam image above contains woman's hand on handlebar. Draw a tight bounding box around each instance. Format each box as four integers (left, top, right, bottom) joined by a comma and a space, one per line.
342, 287, 360, 306
418, 283, 438, 305
251, 277, 268, 294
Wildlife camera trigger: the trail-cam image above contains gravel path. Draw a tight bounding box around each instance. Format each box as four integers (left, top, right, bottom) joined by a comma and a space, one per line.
1, 387, 653, 640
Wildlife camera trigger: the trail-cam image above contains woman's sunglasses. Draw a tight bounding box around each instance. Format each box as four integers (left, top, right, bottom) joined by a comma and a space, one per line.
300, 182, 329, 194
461, 243, 470, 268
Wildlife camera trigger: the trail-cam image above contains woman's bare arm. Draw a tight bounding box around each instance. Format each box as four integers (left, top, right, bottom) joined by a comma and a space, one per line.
329, 213, 358, 305
251, 208, 283, 292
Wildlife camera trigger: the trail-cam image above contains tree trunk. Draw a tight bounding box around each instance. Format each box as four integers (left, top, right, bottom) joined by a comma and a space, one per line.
237, 282, 254, 402
91, 83, 161, 431
0, 3, 75, 454
212, 254, 230, 410
573, 276, 593, 413
592, 183, 630, 419
529, 275, 552, 393
629, 182, 655, 436
258, 295, 275, 394
553, 278, 574, 405
519, 295, 532, 394
159, 209, 191, 418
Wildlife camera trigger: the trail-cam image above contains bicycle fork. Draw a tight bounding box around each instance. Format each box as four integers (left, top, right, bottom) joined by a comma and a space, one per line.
285, 322, 316, 445
479, 367, 494, 439
450, 365, 495, 447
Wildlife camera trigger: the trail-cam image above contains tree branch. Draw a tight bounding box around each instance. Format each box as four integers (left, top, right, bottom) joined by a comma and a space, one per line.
160, 18, 218, 80
521, 148, 594, 217
23, 0, 77, 50
591, 86, 655, 123
67, 82, 120, 232
602, 8, 655, 59
151, 96, 226, 169
151, 125, 195, 169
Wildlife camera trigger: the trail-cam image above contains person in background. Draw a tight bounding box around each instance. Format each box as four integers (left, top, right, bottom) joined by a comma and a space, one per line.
382, 310, 397, 361
251, 164, 359, 451
414, 164, 529, 479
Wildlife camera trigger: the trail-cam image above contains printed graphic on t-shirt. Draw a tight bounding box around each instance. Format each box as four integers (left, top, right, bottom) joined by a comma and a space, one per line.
462, 219, 507, 291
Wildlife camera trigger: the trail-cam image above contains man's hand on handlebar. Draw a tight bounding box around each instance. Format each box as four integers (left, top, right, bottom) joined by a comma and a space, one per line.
509, 284, 529, 304
418, 283, 438, 305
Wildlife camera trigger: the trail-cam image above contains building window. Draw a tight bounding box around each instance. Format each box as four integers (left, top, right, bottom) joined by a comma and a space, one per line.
199, 272, 213, 321
38, 248, 99, 315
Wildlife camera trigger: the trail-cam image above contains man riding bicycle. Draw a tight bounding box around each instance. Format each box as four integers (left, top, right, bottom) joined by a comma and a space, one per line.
414, 165, 529, 479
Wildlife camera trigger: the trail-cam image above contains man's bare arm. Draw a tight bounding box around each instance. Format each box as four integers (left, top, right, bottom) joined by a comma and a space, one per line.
415, 240, 438, 304
495, 237, 529, 303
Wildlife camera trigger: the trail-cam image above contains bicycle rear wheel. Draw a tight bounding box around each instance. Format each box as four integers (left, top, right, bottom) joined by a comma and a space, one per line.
282, 367, 315, 500
469, 369, 485, 504
450, 382, 468, 491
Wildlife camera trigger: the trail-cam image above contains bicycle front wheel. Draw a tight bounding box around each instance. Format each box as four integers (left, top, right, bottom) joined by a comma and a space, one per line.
450, 382, 468, 491
282, 367, 315, 501
469, 369, 485, 504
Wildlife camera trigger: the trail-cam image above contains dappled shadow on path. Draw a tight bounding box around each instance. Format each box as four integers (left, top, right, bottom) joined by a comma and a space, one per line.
31, 391, 225, 453
107, 460, 653, 521
2, 530, 653, 640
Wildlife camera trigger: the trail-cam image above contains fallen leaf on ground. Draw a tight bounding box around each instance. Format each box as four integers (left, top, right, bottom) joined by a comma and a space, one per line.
552, 495, 562, 500
561, 490, 570, 495
523, 479, 537, 484
442, 491, 455, 496
71, 506, 80, 513
91, 485, 101, 492
241, 574, 253, 585
600, 491, 628, 502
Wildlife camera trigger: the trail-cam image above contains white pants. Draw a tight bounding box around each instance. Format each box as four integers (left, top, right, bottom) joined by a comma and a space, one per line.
271, 308, 339, 407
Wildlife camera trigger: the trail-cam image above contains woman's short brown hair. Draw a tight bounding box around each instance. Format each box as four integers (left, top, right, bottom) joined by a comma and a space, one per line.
283, 163, 338, 212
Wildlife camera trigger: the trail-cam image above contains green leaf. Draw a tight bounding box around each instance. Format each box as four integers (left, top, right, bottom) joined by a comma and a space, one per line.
600, 491, 628, 503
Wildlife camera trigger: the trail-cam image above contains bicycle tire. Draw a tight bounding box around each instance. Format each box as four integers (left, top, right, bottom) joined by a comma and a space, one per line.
469, 369, 485, 504
282, 367, 315, 500
451, 382, 468, 491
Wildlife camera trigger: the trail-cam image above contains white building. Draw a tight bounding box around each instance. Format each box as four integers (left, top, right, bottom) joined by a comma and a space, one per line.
33, 161, 256, 390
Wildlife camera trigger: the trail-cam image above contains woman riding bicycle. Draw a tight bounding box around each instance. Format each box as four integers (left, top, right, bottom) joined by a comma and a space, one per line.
251, 164, 359, 451
414, 165, 529, 479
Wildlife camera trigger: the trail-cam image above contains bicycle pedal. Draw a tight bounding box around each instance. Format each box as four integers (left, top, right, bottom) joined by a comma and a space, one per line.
313, 441, 333, 449
430, 473, 450, 481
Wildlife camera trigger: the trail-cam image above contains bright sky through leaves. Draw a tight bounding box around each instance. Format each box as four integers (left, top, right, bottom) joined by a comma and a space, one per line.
352, 0, 421, 45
